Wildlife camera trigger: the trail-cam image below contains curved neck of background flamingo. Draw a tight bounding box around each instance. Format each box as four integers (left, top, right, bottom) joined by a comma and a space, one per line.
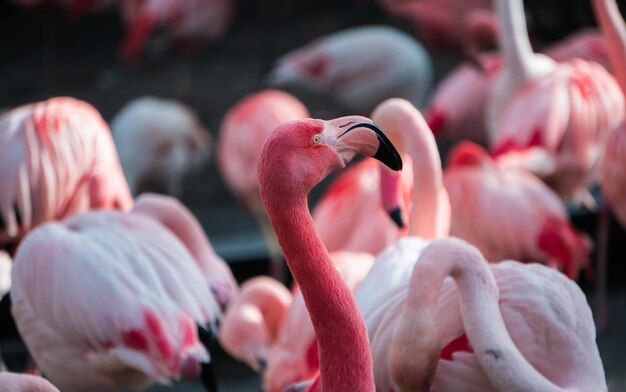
495, 0, 536, 80
264, 192, 374, 391
381, 109, 448, 239
410, 240, 565, 392
593, 0, 626, 98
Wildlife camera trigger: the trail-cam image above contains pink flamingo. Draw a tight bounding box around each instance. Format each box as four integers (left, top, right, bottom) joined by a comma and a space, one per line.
263, 251, 375, 392
361, 236, 607, 391
443, 141, 592, 280
118, 0, 233, 62
427, 29, 612, 145
266, 25, 433, 114
110, 96, 212, 198
11, 208, 221, 391
312, 157, 412, 255
487, 0, 624, 203
131, 193, 238, 308
217, 89, 309, 278
218, 276, 292, 372
0, 372, 60, 392
0, 97, 132, 256
257, 115, 403, 391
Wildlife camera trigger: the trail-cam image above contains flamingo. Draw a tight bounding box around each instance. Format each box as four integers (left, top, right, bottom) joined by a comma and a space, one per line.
10, 208, 222, 391
219, 276, 293, 372
263, 251, 375, 392
118, 0, 233, 62
131, 193, 238, 308
487, 0, 624, 203
0, 372, 60, 392
110, 96, 212, 198
443, 141, 592, 280
257, 115, 403, 391
0, 97, 132, 257
361, 236, 606, 392
266, 25, 433, 114
312, 157, 412, 255
427, 29, 612, 145
216, 89, 309, 279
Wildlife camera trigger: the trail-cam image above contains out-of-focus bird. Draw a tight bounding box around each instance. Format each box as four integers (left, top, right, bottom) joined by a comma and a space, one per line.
427, 29, 612, 145
0, 372, 60, 392
131, 193, 238, 308
118, 0, 233, 62
257, 116, 402, 392
443, 141, 592, 280
0, 97, 132, 256
266, 25, 433, 114
11, 209, 221, 391
219, 276, 292, 372
312, 157, 412, 256
110, 96, 211, 198
0, 251, 11, 299
216, 89, 309, 278
359, 237, 607, 392
263, 251, 375, 392
487, 0, 624, 203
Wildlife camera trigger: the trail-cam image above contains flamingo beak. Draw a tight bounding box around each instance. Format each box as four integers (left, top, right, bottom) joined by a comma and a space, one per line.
388, 207, 405, 229
331, 120, 403, 171
379, 165, 406, 229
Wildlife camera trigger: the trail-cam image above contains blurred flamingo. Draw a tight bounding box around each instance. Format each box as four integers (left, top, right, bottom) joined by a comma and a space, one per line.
219, 276, 292, 372
444, 141, 592, 280
11, 208, 222, 391
266, 25, 433, 114
263, 251, 374, 392
110, 96, 211, 198
118, 0, 233, 62
0, 97, 132, 257
360, 237, 607, 392
0, 372, 60, 392
257, 116, 402, 391
131, 193, 238, 308
487, 0, 624, 203
217, 89, 309, 279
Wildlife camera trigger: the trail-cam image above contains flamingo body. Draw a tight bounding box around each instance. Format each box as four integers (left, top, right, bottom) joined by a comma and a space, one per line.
110, 96, 211, 197
267, 25, 433, 113
0, 372, 60, 392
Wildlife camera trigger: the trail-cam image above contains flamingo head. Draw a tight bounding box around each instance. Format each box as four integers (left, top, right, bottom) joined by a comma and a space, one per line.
258, 116, 402, 202
379, 165, 406, 229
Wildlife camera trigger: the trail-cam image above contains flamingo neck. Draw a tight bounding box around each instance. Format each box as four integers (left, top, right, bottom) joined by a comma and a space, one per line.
495, 0, 537, 81
407, 240, 564, 392
593, 0, 626, 98
265, 194, 375, 392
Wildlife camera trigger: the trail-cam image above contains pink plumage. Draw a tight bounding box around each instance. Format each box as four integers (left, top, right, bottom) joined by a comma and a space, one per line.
110, 96, 212, 197
0, 372, 60, 392
11, 209, 220, 391
118, 0, 233, 62
444, 141, 592, 280
0, 97, 132, 254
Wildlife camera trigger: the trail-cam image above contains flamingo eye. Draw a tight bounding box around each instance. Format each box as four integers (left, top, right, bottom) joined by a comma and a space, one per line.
311, 134, 321, 144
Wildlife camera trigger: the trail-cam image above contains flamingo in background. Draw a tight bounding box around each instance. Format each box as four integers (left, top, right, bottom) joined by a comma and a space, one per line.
11, 208, 222, 391
118, 0, 233, 62
219, 276, 292, 373
365, 237, 606, 391
487, 0, 624, 204
131, 193, 238, 309
217, 89, 309, 279
257, 116, 402, 391
0, 97, 132, 256
263, 251, 375, 392
0, 372, 60, 392
443, 141, 592, 280
110, 96, 212, 198
266, 25, 433, 114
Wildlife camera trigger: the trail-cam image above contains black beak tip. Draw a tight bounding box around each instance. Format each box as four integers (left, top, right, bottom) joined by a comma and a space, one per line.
388, 207, 405, 229
346, 122, 403, 171
256, 356, 267, 372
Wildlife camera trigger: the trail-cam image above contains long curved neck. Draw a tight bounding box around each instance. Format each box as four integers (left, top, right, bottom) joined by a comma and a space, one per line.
403, 239, 566, 392
495, 0, 536, 80
265, 193, 375, 391
593, 0, 626, 97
